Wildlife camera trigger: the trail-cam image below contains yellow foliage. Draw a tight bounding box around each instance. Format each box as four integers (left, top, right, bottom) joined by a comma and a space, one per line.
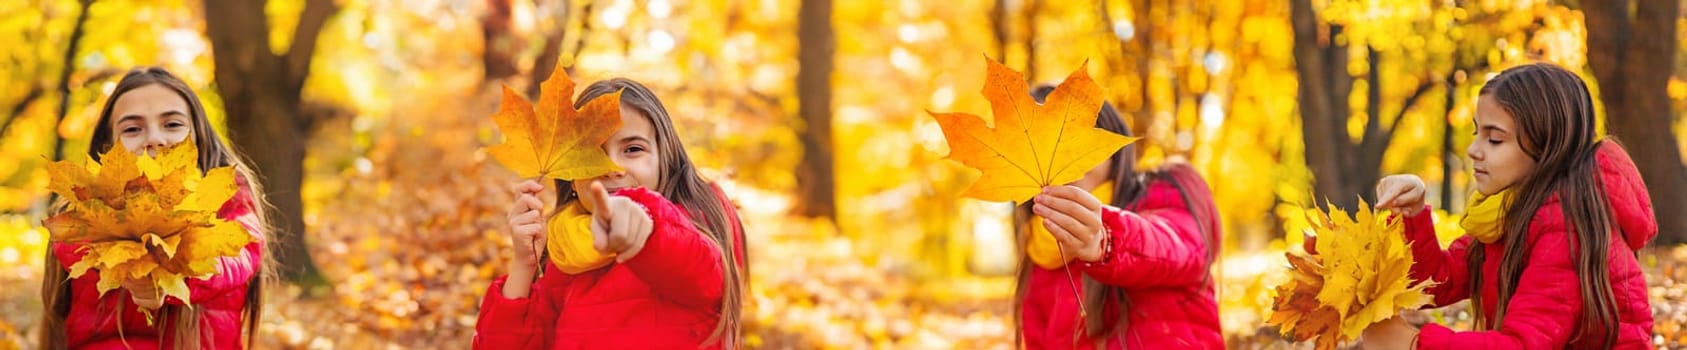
1268, 200, 1434, 348
41, 141, 250, 311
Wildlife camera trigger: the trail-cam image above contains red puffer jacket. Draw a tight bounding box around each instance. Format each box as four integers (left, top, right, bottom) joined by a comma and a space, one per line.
473, 186, 746, 349
1021, 164, 1224, 349
1405, 141, 1656, 349
51, 184, 263, 349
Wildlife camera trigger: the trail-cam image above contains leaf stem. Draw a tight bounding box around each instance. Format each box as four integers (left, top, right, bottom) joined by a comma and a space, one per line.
1057, 242, 1087, 318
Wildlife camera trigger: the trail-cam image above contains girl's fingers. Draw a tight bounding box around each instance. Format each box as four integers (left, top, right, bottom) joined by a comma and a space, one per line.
514, 180, 544, 195
1038, 193, 1096, 229
519, 194, 544, 213
604, 202, 633, 254
1374, 182, 1398, 207
515, 223, 544, 239
591, 215, 611, 253
617, 217, 651, 263
1043, 186, 1101, 211
582, 181, 613, 223
1038, 206, 1084, 248
1375, 195, 1396, 210
626, 207, 654, 262
510, 209, 541, 226
1036, 203, 1087, 241
1045, 219, 1084, 252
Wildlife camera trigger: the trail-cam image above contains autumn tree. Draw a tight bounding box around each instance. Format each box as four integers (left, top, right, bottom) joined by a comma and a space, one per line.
794, 0, 837, 219
1290, 0, 1570, 211
1584, 0, 1687, 245
203, 0, 337, 286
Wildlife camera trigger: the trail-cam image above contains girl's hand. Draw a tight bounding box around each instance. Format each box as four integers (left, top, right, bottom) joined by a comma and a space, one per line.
506, 180, 547, 269
1360, 316, 1420, 350
122, 278, 163, 310
1375, 175, 1428, 217
1033, 185, 1107, 262
579, 181, 654, 263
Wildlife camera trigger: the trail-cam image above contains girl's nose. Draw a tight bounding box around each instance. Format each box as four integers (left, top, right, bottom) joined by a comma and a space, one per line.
138, 133, 169, 155
143, 131, 170, 150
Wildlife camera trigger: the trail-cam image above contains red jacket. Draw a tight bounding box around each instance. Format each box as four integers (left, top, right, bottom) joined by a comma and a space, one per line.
51, 184, 262, 349
1405, 141, 1656, 349
1021, 164, 1224, 349
473, 186, 745, 349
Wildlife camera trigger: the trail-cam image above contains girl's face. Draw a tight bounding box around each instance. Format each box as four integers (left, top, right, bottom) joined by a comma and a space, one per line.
109, 84, 192, 156
1468, 95, 1537, 195
574, 105, 662, 195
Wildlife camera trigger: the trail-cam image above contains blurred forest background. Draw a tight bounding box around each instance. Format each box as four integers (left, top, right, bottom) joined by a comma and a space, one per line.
2, 0, 1686, 348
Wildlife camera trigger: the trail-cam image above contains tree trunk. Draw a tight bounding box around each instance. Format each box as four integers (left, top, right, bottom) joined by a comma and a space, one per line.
203, 0, 337, 287
992, 0, 1009, 62
1585, 0, 1687, 245
482, 0, 521, 82
793, 0, 836, 219
528, 0, 578, 98
1023, 0, 1041, 80
1442, 76, 1457, 210
52, 0, 96, 163
1291, 0, 1359, 210
1293, 0, 1443, 211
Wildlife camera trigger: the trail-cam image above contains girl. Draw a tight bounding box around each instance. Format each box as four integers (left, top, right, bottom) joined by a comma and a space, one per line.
474, 78, 748, 348
1362, 63, 1656, 349
1016, 85, 1224, 349
39, 68, 271, 349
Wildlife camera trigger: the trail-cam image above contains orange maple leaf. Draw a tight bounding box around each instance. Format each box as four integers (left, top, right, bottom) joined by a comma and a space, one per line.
930, 58, 1138, 203
488, 63, 624, 180
1267, 251, 1345, 350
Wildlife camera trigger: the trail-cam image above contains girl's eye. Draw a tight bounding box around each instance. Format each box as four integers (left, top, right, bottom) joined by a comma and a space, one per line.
166, 122, 187, 128
121, 126, 142, 134
1488, 138, 1502, 145
625, 145, 645, 154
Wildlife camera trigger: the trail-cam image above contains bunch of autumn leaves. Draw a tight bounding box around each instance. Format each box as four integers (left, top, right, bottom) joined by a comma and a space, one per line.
43, 140, 249, 317
1267, 201, 1438, 350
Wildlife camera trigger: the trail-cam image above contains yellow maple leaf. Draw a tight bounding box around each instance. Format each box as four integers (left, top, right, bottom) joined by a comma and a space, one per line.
487, 62, 624, 181
930, 58, 1139, 203
1269, 198, 1435, 347
43, 140, 251, 312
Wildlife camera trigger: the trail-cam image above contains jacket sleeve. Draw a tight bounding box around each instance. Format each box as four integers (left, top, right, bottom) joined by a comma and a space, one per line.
1399, 207, 1474, 308
473, 263, 569, 349
1415, 228, 1581, 349
1078, 204, 1213, 288
616, 187, 726, 310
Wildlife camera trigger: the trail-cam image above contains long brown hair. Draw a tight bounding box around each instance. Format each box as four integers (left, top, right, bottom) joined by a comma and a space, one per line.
1012, 85, 1221, 347
39, 67, 273, 349
548, 78, 747, 348
1470, 63, 1617, 349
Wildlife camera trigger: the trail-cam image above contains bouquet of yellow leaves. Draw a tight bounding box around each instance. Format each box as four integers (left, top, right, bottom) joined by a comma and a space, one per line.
1267, 199, 1435, 350
42, 141, 250, 314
